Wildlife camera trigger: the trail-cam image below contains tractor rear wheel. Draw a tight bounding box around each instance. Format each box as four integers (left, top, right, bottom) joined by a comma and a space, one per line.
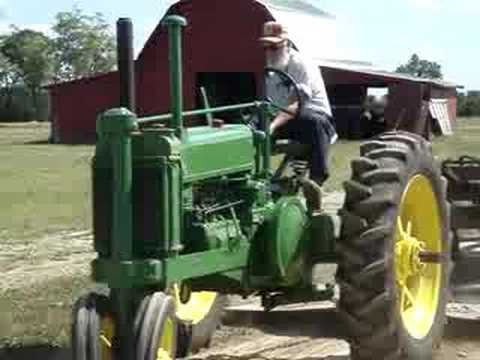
336, 131, 451, 359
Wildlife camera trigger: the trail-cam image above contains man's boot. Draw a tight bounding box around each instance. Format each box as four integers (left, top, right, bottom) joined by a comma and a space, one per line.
301, 178, 322, 213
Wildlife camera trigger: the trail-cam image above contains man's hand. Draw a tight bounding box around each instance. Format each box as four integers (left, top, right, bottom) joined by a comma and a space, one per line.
269, 101, 298, 134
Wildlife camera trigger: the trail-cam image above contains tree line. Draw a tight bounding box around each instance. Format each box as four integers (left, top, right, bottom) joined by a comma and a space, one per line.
457, 92, 480, 117
0, 7, 116, 122
1, 19, 477, 121
396, 54, 480, 117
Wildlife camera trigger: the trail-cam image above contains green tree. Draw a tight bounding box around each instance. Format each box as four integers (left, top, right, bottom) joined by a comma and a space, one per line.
457, 92, 480, 117
0, 29, 53, 120
52, 7, 116, 82
396, 53, 443, 79
0, 52, 18, 88
0, 50, 21, 109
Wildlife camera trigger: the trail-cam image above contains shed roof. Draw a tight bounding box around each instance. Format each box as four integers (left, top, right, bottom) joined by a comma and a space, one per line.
317, 59, 461, 89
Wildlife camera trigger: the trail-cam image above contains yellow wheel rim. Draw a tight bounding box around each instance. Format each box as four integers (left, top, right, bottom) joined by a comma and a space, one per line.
156, 315, 175, 360
174, 286, 217, 325
99, 315, 114, 359
395, 175, 442, 339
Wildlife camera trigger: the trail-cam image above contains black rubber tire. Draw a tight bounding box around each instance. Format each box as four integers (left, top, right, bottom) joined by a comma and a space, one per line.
336, 131, 452, 360
71, 293, 110, 360
135, 292, 177, 360
176, 294, 227, 357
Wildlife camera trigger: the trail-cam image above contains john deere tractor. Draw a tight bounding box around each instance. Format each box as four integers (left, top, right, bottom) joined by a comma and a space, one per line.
72, 16, 452, 360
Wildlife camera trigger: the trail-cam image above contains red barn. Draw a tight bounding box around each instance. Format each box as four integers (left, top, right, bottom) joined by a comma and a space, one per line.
48, 0, 278, 143
47, 0, 459, 143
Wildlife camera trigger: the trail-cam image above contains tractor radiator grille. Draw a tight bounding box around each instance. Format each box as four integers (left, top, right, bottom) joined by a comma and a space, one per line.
93, 166, 163, 258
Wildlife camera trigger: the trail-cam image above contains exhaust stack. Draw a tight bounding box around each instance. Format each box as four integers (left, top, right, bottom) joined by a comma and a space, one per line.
116, 18, 136, 111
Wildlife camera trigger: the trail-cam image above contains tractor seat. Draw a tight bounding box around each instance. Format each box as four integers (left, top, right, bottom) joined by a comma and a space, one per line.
272, 139, 312, 158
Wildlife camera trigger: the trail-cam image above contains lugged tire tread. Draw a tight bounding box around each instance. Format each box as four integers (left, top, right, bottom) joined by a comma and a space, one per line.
353, 224, 391, 247
337, 132, 451, 360
360, 168, 402, 185
377, 133, 419, 151
360, 140, 388, 156
343, 180, 373, 204
351, 157, 379, 178
366, 148, 409, 162
337, 209, 368, 238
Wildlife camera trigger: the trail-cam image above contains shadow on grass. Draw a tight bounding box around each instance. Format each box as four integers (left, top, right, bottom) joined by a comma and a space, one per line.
0, 346, 70, 360
19, 139, 95, 146
22, 139, 51, 145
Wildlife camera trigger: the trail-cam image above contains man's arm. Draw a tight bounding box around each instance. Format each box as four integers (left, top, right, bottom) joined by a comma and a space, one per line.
270, 94, 299, 134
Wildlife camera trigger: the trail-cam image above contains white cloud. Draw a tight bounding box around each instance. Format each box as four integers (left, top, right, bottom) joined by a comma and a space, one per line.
408, 0, 443, 11
0, 0, 7, 34
0, 0, 51, 36
23, 23, 53, 36
414, 45, 445, 63
0, 0, 6, 20
0, 22, 8, 34
0, 22, 52, 36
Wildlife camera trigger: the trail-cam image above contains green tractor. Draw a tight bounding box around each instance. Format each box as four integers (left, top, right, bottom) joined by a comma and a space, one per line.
72, 16, 452, 360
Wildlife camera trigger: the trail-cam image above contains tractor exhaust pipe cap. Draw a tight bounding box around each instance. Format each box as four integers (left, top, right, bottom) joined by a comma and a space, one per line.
117, 17, 136, 112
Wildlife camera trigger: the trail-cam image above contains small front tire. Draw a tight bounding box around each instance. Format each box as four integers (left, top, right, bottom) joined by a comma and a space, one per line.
135, 292, 177, 360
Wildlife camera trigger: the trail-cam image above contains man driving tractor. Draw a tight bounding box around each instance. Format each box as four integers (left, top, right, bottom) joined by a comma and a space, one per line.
259, 21, 337, 188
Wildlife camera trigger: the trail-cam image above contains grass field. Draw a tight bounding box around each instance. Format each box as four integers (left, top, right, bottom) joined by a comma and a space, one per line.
0, 118, 479, 348
0, 123, 94, 347
0, 123, 93, 242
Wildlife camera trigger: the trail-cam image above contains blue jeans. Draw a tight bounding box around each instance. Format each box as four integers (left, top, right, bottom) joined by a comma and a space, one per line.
275, 107, 337, 184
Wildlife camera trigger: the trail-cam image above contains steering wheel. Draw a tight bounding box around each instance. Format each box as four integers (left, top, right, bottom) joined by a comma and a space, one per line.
264, 67, 304, 122
237, 67, 304, 133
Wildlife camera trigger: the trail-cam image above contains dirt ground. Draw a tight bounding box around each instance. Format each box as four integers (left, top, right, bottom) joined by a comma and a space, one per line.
1, 192, 480, 359
188, 298, 480, 360
2, 300, 480, 360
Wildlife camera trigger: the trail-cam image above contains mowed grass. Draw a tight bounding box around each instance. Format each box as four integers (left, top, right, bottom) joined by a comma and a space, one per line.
2, 118, 479, 244
0, 123, 94, 348
433, 117, 480, 159
0, 123, 93, 243
323, 117, 480, 192
0, 117, 479, 348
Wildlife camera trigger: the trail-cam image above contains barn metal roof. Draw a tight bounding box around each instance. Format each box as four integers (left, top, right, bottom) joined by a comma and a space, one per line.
258, 1, 460, 89
259, 0, 334, 18
317, 58, 461, 89
258, 0, 337, 60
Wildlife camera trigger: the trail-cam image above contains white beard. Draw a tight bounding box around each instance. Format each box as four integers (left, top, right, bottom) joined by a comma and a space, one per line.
266, 47, 290, 71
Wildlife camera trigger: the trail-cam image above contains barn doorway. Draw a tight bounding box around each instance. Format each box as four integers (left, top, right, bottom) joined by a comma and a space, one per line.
196, 72, 257, 123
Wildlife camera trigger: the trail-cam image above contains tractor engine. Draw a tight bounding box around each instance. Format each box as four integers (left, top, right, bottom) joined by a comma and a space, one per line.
92, 110, 309, 291
183, 178, 263, 253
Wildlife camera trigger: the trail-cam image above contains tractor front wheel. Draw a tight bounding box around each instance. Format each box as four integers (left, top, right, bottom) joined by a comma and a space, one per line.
337, 131, 451, 359
135, 292, 177, 360
71, 293, 113, 360
174, 289, 226, 357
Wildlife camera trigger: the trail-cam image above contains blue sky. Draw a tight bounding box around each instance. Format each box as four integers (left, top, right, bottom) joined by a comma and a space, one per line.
0, 0, 478, 90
